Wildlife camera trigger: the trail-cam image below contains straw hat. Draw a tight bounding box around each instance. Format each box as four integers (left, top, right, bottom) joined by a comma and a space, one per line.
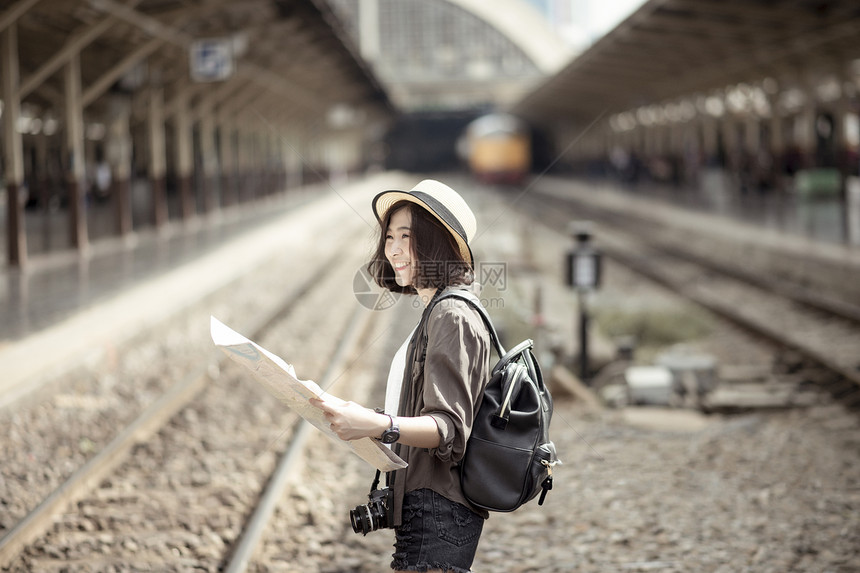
372, 179, 476, 267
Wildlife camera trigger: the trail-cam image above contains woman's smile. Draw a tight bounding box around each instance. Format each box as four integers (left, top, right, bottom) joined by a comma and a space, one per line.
386, 207, 415, 287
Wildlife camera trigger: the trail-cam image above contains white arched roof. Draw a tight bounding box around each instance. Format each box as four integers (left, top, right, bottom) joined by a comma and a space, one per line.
445, 0, 573, 75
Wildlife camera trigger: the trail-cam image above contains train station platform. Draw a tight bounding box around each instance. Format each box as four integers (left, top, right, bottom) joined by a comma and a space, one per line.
3, 170, 858, 409
535, 173, 860, 302
0, 172, 414, 408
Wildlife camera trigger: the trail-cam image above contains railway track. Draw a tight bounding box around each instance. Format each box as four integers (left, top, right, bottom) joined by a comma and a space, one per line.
521, 179, 860, 407
0, 213, 406, 570
3, 177, 857, 572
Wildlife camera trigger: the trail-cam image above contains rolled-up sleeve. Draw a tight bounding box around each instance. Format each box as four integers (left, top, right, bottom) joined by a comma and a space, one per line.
421, 302, 491, 462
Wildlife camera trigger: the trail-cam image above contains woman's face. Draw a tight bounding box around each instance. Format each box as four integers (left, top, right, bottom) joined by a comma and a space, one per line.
385, 207, 415, 287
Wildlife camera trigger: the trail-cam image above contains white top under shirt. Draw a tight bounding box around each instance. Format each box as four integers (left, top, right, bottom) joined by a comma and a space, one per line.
384, 325, 418, 419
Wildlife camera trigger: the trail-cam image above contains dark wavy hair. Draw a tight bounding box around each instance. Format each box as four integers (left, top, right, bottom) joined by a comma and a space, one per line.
367, 201, 473, 294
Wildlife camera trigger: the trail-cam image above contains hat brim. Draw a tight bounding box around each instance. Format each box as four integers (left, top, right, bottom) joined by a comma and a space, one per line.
372, 190, 474, 267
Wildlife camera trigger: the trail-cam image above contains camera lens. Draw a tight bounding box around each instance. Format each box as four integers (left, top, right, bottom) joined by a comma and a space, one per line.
350, 504, 373, 535
350, 488, 393, 535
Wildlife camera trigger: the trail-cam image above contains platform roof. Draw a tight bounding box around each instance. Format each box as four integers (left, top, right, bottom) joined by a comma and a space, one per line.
512, 0, 860, 127
5, 0, 394, 127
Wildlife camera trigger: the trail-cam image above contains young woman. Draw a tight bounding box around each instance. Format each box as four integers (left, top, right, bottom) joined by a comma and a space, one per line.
311, 179, 492, 572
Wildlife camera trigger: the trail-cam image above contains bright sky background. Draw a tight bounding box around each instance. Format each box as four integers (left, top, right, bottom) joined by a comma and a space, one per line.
555, 0, 649, 51
588, 0, 649, 33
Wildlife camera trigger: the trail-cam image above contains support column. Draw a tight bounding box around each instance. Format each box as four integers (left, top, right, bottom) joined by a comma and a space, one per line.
238, 128, 250, 201
217, 117, 237, 206
174, 93, 195, 220
832, 73, 852, 172
272, 128, 285, 192
262, 129, 272, 194
2, 24, 27, 267
34, 132, 49, 213
199, 114, 217, 213
64, 53, 88, 252
682, 120, 701, 187
251, 129, 261, 197
107, 95, 133, 236
768, 106, 786, 191
234, 127, 244, 202
769, 104, 784, 161
284, 128, 302, 190
722, 118, 741, 174
833, 70, 855, 242
669, 122, 682, 157
147, 85, 168, 229
744, 115, 759, 179
744, 115, 760, 156
269, 130, 280, 194
644, 125, 656, 158
797, 91, 817, 168
600, 124, 612, 167
657, 124, 669, 157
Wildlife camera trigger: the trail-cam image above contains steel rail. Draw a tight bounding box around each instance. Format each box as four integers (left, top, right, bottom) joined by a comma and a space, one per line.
0, 247, 345, 568
523, 186, 860, 392
533, 187, 860, 326
603, 241, 860, 390
224, 303, 376, 573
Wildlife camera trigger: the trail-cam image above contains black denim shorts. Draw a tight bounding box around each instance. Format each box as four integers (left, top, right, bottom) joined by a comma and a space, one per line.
392, 488, 485, 572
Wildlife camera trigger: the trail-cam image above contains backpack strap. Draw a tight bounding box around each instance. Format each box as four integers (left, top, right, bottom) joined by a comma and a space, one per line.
430, 290, 506, 357
433, 292, 537, 376
427, 291, 540, 430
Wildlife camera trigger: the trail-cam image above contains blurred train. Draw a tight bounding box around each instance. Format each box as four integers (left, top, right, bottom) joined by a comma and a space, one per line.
382, 111, 548, 181
459, 113, 531, 184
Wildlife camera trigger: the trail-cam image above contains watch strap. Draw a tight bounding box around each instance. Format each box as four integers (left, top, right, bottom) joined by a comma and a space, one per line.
373, 410, 398, 442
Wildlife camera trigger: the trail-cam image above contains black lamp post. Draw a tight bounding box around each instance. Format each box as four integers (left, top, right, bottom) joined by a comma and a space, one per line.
565, 221, 602, 383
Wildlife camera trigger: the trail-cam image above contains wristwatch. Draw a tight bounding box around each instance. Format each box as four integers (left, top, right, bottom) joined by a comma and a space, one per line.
377, 413, 400, 444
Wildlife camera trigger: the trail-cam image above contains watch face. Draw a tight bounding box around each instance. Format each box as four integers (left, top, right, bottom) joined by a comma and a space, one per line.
381, 429, 400, 444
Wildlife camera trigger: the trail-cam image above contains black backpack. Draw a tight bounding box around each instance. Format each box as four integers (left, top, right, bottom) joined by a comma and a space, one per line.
420, 291, 559, 512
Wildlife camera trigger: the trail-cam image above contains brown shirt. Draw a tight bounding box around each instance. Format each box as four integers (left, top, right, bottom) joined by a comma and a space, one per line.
390, 286, 492, 525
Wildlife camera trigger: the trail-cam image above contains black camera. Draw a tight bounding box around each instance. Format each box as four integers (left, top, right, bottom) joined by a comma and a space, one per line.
350, 487, 394, 535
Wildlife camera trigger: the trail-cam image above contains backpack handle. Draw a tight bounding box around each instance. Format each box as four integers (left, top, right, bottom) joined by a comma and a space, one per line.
491, 362, 527, 430
495, 339, 534, 374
